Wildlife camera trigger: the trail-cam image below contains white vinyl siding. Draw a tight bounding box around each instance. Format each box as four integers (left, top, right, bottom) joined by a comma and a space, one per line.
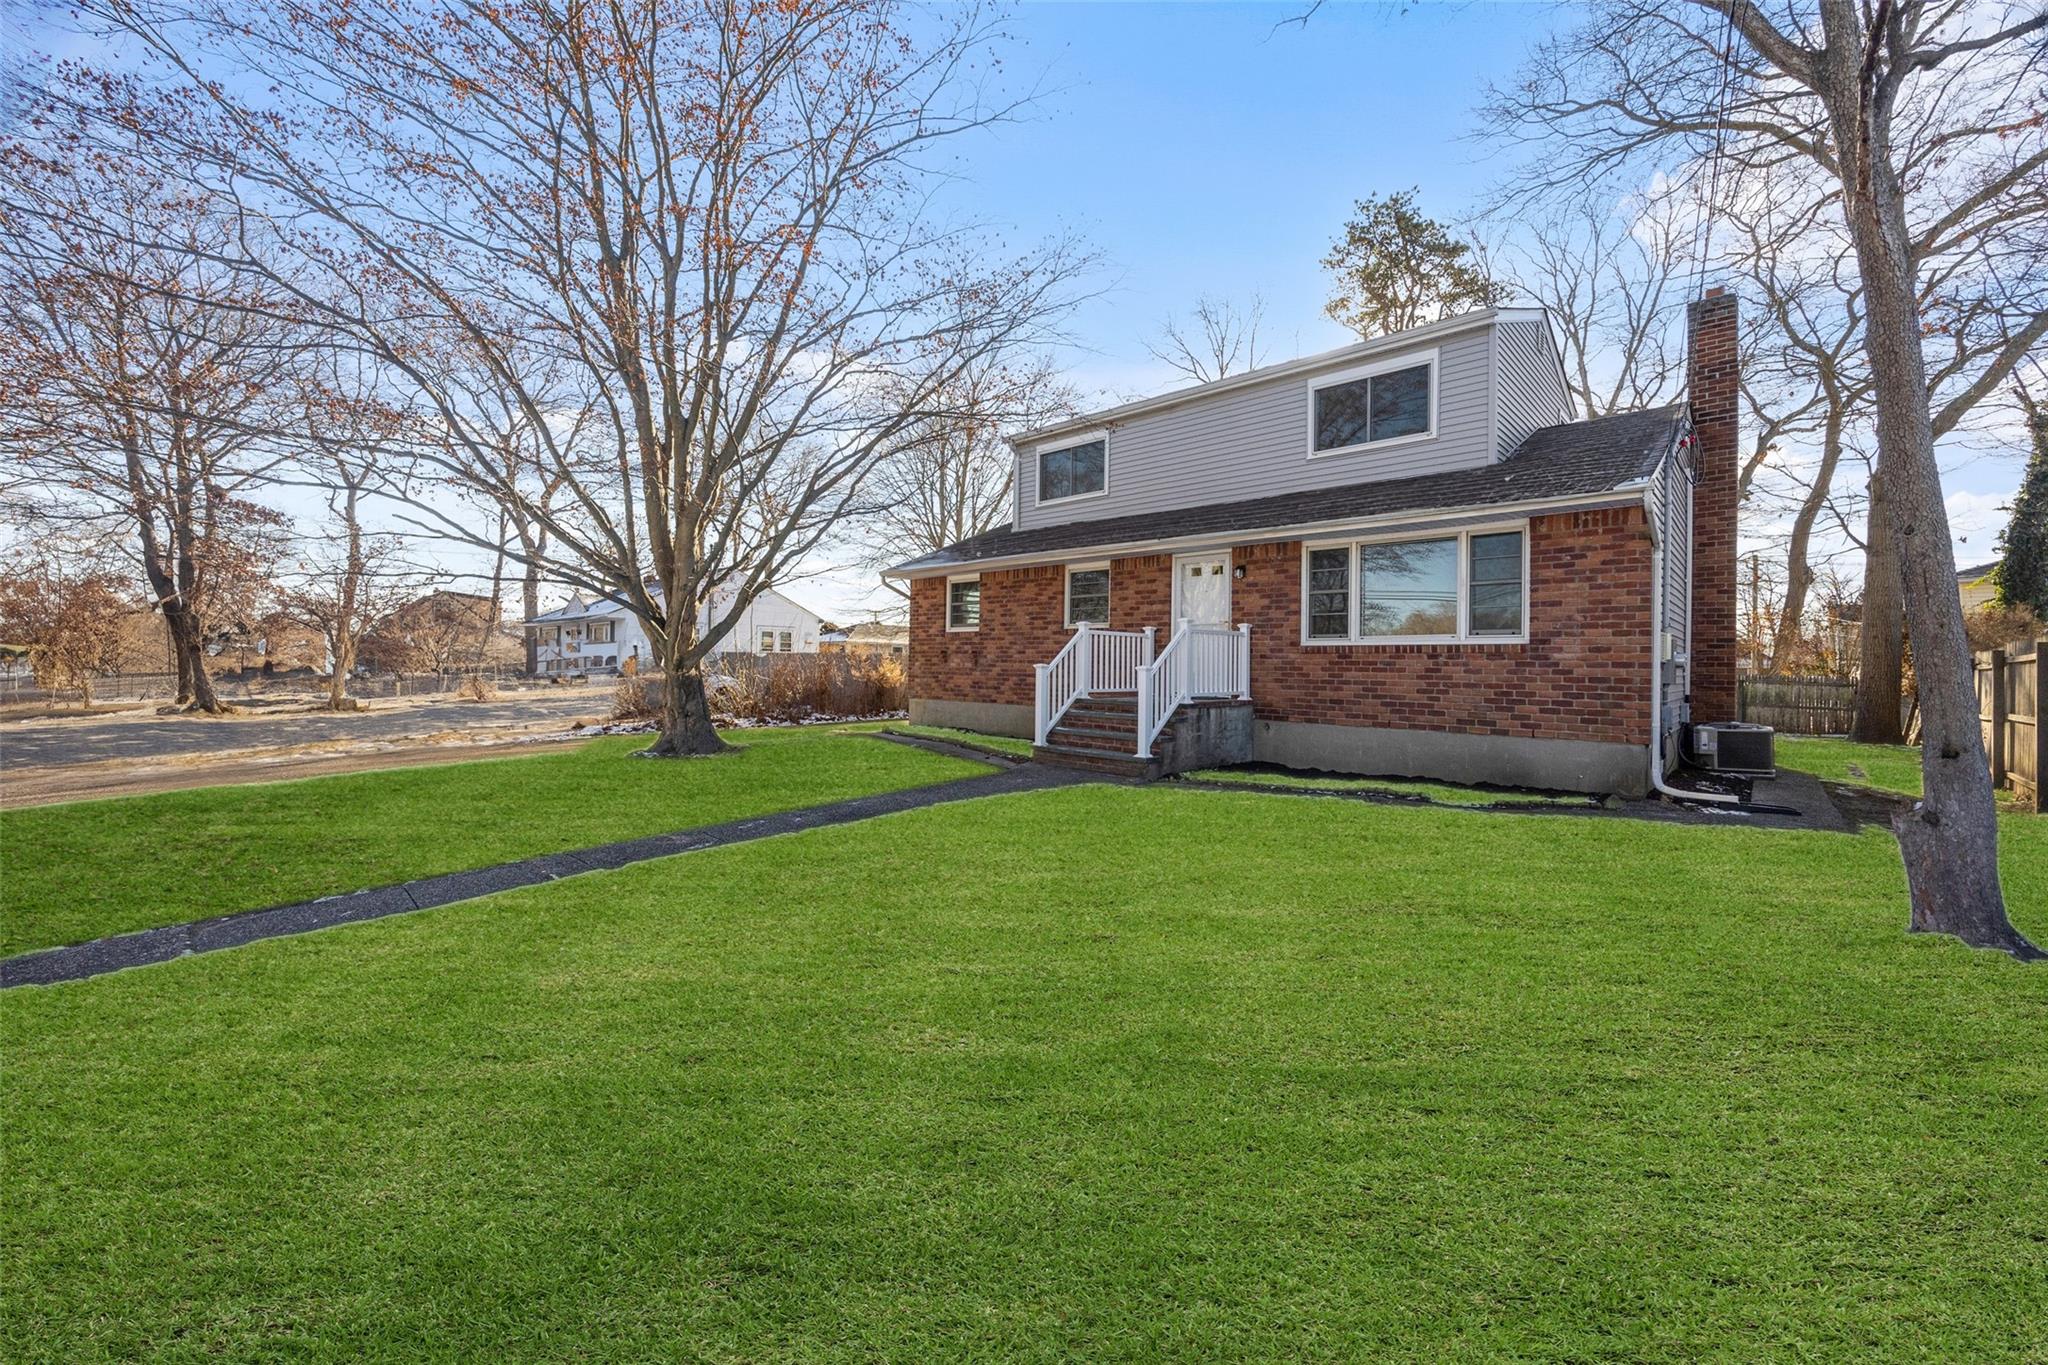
1013, 327, 1498, 532
1493, 318, 1572, 458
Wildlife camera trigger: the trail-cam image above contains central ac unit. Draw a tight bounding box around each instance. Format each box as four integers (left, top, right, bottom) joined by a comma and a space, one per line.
1689, 721, 1775, 776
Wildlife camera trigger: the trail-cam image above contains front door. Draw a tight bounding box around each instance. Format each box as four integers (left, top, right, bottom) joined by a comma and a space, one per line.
1173, 554, 1231, 630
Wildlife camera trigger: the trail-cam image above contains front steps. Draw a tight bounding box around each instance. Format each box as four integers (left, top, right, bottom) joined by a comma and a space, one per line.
1032, 694, 1252, 780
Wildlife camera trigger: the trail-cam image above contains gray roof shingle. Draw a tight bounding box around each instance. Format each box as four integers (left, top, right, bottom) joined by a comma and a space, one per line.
889, 403, 1686, 575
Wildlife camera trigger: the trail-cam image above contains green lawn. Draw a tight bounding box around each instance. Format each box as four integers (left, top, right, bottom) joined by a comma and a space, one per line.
1185, 765, 1580, 807
0, 729, 985, 956
1778, 735, 1929, 795
4, 784, 2044, 1360
881, 723, 1036, 758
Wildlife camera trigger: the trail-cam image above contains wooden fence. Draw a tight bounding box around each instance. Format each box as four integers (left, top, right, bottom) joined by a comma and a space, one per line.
1738, 675, 1858, 735
1976, 637, 2043, 813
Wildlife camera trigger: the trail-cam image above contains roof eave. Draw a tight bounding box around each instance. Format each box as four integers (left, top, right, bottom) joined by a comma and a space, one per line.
881, 481, 1649, 581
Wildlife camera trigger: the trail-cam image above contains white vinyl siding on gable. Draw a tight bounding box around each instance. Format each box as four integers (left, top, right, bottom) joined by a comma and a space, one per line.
1493, 318, 1572, 458
1012, 326, 1498, 533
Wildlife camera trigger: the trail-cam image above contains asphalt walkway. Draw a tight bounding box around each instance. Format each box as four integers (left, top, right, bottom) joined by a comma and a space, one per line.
2, 755, 1082, 989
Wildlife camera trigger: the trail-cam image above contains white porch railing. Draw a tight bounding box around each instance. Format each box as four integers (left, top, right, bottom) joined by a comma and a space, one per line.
1135, 621, 1252, 757
1033, 622, 1155, 747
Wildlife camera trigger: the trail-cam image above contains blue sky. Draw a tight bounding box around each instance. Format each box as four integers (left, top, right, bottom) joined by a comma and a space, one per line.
17, 1, 2023, 623
961, 0, 1558, 394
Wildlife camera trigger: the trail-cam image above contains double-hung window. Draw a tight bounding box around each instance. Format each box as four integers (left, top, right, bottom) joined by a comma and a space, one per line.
946, 576, 981, 631
1302, 525, 1527, 643
1309, 351, 1436, 456
1037, 434, 1107, 504
1065, 566, 1110, 626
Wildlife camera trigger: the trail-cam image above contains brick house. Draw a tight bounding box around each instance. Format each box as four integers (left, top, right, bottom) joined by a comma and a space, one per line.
886, 293, 1739, 797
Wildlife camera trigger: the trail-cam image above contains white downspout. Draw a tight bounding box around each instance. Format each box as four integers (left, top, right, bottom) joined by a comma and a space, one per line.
1645, 487, 1740, 806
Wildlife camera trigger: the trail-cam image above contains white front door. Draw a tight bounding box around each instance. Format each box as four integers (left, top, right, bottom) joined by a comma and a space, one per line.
1174, 554, 1231, 630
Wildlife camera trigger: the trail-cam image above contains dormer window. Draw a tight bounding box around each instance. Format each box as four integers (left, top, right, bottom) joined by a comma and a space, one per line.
1036, 433, 1107, 504
1309, 350, 1437, 456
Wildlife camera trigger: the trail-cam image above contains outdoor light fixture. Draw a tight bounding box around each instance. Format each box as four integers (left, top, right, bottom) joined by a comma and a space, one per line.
1233, 565, 1246, 580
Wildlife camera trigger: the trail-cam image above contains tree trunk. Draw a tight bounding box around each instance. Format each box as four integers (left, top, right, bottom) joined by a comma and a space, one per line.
164, 606, 225, 713
172, 627, 195, 705
1852, 463, 1906, 744
1770, 409, 1845, 671
328, 634, 353, 709
642, 666, 727, 757
1825, 55, 2036, 957
522, 561, 541, 678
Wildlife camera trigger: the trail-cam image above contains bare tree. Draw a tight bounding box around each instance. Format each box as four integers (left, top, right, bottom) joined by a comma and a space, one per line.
94, 0, 1089, 756
1478, 0, 2047, 957
0, 72, 305, 713
857, 354, 1074, 595
1148, 295, 1267, 385
278, 457, 427, 708
1494, 193, 1687, 417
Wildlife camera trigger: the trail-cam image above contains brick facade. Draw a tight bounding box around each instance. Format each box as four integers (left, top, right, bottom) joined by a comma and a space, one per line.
908, 555, 1175, 710
909, 509, 1655, 748
1687, 290, 1740, 721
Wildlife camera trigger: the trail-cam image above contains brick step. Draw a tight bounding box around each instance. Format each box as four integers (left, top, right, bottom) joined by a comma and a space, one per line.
1048, 727, 1155, 757
1055, 713, 1141, 737
1030, 744, 1161, 779
1064, 696, 1139, 713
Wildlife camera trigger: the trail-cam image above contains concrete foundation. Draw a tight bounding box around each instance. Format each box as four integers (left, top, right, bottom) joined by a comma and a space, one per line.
1251, 719, 1647, 798
1156, 701, 1254, 774
908, 697, 1035, 739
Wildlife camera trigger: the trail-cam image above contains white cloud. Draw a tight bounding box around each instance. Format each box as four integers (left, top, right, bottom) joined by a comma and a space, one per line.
1945, 488, 2012, 564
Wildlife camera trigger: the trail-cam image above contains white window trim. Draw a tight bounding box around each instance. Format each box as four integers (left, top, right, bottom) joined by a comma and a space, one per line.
1032, 429, 1111, 508
1305, 348, 1440, 461
1299, 519, 1530, 647
1063, 561, 1112, 629
945, 573, 982, 632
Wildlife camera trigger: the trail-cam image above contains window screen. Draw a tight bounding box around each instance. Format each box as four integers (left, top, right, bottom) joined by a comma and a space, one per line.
947, 579, 981, 629
1307, 547, 1351, 639
1467, 531, 1524, 635
1038, 439, 1106, 501
1067, 568, 1110, 625
1313, 362, 1432, 452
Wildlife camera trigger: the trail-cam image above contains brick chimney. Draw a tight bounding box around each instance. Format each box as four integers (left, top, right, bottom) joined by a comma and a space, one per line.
1687, 288, 1739, 722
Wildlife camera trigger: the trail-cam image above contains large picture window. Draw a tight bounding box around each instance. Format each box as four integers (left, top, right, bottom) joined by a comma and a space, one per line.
1066, 566, 1110, 626
1310, 354, 1435, 455
1359, 537, 1458, 637
946, 576, 981, 631
1300, 524, 1527, 643
1037, 436, 1107, 503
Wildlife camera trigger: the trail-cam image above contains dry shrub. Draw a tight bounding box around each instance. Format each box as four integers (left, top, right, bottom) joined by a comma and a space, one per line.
1965, 602, 2045, 653
612, 674, 663, 721
714, 651, 905, 722
615, 652, 906, 725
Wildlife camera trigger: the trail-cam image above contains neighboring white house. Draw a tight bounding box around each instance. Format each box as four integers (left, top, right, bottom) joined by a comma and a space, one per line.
524, 584, 825, 677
